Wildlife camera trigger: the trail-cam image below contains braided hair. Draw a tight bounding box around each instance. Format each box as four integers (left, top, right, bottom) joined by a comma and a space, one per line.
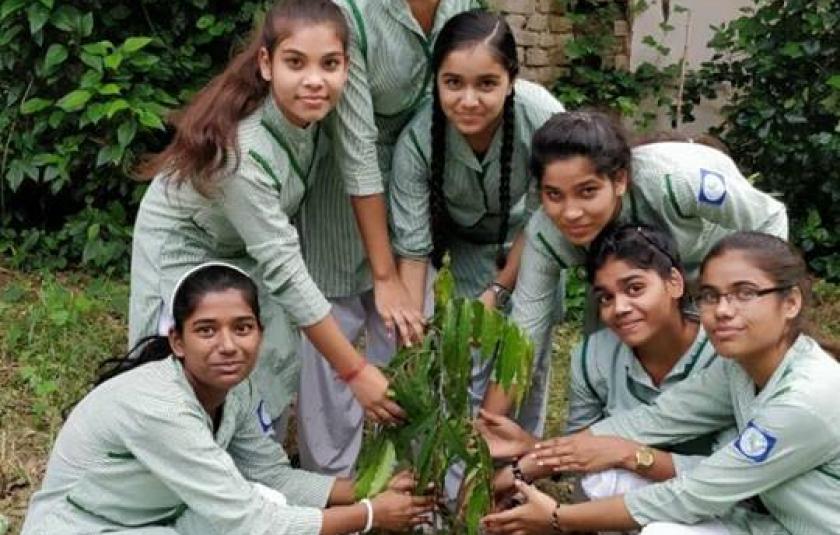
429, 10, 519, 269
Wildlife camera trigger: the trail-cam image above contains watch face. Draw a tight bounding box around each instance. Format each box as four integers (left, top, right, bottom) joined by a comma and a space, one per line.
636, 447, 655, 468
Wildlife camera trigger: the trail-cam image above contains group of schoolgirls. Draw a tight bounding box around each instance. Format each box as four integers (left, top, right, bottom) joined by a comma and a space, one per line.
22, 1, 840, 534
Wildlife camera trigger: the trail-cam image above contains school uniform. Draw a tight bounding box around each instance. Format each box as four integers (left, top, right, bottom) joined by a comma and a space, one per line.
590, 335, 840, 535
22, 357, 335, 535
511, 142, 789, 408
295, 0, 481, 476
128, 95, 329, 422
390, 79, 565, 433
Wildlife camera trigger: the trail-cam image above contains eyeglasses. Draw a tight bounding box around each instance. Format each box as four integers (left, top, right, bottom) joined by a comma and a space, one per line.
696, 285, 792, 309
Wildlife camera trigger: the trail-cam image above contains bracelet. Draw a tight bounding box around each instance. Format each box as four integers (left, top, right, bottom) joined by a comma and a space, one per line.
360, 498, 374, 533
339, 359, 367, 383
511, 458, 532, 484
551, 506, 562, 532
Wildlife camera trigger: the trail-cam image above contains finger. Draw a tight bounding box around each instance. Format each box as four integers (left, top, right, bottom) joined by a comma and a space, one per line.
478, 408, 507, 425
391, 310, 414, 348
380, 398, 407, 420
365, 408, 383, 425
404, 308, 427, 342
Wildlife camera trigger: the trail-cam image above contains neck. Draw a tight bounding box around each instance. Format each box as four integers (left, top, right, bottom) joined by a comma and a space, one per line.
738, 336, 794, 391
406, 0, 439, 33
187, 377, 227, 421
465, 115, 503, 155
635, 315, 698, 386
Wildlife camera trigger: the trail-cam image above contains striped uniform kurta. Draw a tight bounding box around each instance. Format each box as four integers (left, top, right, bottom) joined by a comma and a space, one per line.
22, 357, 335, 535
591, 335, 840, 535
389, 79, 564, 438
128, 96, 331, 420
511, 141, 789, 401
299, 0, 483, 298
567, 325, 735, 474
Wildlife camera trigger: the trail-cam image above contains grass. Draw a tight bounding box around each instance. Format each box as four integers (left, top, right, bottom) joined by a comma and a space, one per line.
1, 265, 839, 533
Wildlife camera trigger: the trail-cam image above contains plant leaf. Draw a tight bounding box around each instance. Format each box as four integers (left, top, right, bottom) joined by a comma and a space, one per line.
56, 89, 91, 112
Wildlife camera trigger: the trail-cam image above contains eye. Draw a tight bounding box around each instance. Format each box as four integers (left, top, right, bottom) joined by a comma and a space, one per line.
235, 321, 256, 335
542, 188, 563, 202
579, 186, 599, 199
626, 282, 645, 296
479, 79, 499, 91
195, 326, 215, 338
697, 289, 719, 305
323, 57, 342, 71
734, 286, 759, 301
596, 292, 613, 307
284, 56, 303, 69
443, 78, 462, 90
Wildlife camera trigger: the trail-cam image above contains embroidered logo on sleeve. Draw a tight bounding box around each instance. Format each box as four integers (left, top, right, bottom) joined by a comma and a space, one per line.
256, 400, 275, 437
734, 420, 777, 462
698, 169, 727, 206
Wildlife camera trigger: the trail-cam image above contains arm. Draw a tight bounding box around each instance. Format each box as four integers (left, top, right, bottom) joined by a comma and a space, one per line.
624, 402, 839, 526
564, 338, 605, 434
221, 162, 402, 423
588, 358, 736, 445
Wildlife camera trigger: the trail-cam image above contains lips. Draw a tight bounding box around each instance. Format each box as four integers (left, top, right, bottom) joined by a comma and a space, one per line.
298, 95, 328, 107
615, 318, 644, 335
712, 325, 743, 341
210, 361, 246, 374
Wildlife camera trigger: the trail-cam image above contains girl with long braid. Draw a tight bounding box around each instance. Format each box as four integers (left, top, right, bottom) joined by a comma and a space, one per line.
389, 10, 565, 449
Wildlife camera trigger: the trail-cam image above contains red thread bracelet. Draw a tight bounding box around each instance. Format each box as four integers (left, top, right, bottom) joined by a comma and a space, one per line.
339, 359, 367, 383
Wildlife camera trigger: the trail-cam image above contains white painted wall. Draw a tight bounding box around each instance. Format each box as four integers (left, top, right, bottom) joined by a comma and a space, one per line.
630, 0, 752, 134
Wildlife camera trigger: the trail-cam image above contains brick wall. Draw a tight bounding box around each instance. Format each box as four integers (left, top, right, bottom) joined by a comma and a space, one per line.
488, 0, 631, 85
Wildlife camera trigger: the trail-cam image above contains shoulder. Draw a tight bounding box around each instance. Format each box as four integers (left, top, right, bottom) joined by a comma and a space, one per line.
524, 209, 580, 268
574, 329, 621, 373
513, 80, 564, 131
399, 104, 433, 150
772, 337, 840, 415
631, 142, 743, 192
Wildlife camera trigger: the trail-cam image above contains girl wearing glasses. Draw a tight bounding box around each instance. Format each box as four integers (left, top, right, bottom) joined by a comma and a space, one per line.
509, 112, 788, 396
480, 224, 734, 513
482, 232, 840, 535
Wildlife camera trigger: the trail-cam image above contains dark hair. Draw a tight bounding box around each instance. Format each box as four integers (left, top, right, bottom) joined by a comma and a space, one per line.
429, 10, 518, 270
700, 232, 840, 358
586, 223, 689, 311
136, 0, 348, 196
632, 130, 730, 156
93, 264, 261, 387
529, 111, 632, 186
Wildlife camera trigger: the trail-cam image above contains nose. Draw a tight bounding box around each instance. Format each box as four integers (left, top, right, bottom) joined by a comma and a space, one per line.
218, 328, 237, 354
302, 69, 325, 89
614, 293, 632, 315
562, 201, 584, 222
713, 295, 736, 319
461, 87, 479, 107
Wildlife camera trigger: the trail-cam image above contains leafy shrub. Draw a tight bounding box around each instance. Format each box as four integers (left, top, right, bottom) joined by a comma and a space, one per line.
683, 0, 840, 278
0, 0, 271, 274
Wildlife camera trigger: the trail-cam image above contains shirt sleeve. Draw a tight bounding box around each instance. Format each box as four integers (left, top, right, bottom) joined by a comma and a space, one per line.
657, 150, 789, 239
625, 402, 840, 525
511, 221, 565, 385
228, 388, 336, 509
121, 401, 323, 535
220, 157, 331, 327
564, 338, 605, 434
389, 125, 433, 259
590, 359, 736, 446
327, 4, 384, 196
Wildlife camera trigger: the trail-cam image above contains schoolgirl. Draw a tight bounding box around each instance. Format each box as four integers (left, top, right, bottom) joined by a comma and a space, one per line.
22, 264, 433, 534
296, 0, 481, 476
128, 0, 401, 430
390, 9, 565, 439
510, 112, 788, 401
481, 224, 733, 505
483, 232, 840, 534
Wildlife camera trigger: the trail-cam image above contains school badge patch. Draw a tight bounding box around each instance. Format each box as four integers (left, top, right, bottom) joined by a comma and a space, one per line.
734, 420, 777, 463
698, 169, 727, 206
256, 399, 275, 437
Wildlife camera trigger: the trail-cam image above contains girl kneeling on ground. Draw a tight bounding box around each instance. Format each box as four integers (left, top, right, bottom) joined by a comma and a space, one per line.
23, 263, 433, 535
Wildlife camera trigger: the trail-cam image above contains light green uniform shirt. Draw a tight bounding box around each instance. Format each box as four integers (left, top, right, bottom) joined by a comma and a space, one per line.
299, 0, 482, 297
511, 142, 788, 385
591, 335, 840, 535
129, 96, 331, 416
389, 79, 564, 298
22, 358, 334, 535
567, 325, 734, 474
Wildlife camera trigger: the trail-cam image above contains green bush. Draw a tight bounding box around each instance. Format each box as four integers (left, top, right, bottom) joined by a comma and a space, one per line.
684, 0, 840, 279
0, 0, 271, 274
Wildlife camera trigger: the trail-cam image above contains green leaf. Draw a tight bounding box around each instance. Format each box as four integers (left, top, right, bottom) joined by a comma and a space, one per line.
780, 42, 803, 58
39, 0, 54, 8
20, 97, 52, 114
103, 51, 123, 70
0, 0, 26, 21
105, 99, 129, 118
827, 75, 840, 90
26, 2, 49, 34
196, 14, 214, 29
56, 89, 91, 112
96, 144, 124, 167
80, 11, 92, 36
135, 108, 164, 129
49, 5, 80, 32
82, 41, 113, 56
434, 266, 455, 308
117, 120, 136, 147
98, 83, 121, 96
43, 43, 68, 72
121, 36, 153, 54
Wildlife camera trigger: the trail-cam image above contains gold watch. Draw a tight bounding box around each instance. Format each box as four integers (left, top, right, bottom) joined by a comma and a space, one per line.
634, 446, 655, 470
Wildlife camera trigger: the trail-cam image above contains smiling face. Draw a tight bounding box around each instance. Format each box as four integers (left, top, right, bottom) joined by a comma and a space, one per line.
699, 250, 801, 364
540, 156, 627, 246
594, 258, 685, 348
437, 43, 512, 149
169, 289, 262, 404
258, 22, 348, 127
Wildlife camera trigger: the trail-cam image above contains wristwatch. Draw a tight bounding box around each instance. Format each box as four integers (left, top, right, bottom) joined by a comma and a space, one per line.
511, 458, 532, 484
634, 446, 655, 470
487, 281, 512, 309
